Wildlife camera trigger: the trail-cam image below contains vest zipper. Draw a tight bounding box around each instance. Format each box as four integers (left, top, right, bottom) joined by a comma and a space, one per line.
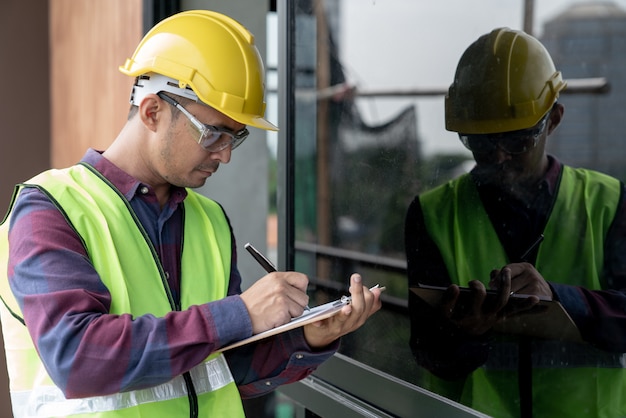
183, 371, 199, 418
180, 206, 198, 418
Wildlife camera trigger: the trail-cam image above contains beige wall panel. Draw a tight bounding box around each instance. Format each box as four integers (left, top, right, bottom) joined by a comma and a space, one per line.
0, 2, 142, 416
50, 0, 143, 168
0, 1, 50, 213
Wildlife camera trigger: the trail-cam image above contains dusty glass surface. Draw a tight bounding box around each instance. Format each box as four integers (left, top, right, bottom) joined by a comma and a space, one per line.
283, 0, 626, 416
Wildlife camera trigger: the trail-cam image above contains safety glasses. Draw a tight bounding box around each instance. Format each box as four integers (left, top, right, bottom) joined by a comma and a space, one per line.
157, 92, 249, 152
458, 113, 550, 155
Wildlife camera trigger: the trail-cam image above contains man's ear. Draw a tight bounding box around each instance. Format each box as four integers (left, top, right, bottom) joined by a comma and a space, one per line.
137, 94, 164, 132
547, 102, 564, 135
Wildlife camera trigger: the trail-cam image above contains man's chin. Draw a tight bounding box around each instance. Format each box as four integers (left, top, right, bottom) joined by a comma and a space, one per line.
181, 175, 210, 189
192, 178, 210, 189
472, 168, 516, 188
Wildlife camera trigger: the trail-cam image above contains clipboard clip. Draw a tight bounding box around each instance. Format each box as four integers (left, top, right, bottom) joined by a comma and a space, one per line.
337, 284, 384, 305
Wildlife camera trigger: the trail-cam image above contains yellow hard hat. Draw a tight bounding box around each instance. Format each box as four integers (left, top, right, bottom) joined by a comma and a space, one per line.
119, 10, 277, 131
445, 27, 566, 134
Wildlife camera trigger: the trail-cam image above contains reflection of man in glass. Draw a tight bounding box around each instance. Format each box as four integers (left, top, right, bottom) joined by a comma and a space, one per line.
405, 27, 626, 418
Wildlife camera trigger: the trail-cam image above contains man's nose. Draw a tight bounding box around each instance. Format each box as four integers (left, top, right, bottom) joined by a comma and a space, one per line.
210, 145, 232, 164
491, 142, 514, 163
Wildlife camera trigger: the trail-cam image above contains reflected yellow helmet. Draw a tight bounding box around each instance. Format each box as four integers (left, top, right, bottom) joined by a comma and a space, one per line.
119, 10, 277, 131
445, 27, 566, 134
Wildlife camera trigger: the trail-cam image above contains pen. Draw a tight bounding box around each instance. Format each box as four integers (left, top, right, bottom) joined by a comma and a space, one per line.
244, 242, 276, 273
244, 242, 310, 311
509, 234, 545, 295
519, 234, 544, 262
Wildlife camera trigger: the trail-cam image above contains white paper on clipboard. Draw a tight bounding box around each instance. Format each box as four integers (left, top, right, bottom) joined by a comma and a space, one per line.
216, 298, 349, 352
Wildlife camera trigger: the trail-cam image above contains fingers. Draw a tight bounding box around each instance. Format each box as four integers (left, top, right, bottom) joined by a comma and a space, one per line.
240, 271, 310, 334
437, 264, 550, 336
467, 279, 487, 304
451, 280, 488, 317
358, 275, 384, 311
303, 273, 382, 348
335, 274, 384, 329
267, 271, 310, 314
490, 269, 512, 311
492, 262, 552, 299
440, 284, 460, 319
488, 268, 502, 289
491, 264, 532, 295
282, 270, 310, 294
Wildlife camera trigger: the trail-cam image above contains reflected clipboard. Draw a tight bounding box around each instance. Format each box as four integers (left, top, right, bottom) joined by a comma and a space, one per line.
411, 285, 583, 342
216, 298, 349, 353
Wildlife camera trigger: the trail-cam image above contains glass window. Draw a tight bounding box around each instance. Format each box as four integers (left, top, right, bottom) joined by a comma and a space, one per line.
279, 0, 626, 416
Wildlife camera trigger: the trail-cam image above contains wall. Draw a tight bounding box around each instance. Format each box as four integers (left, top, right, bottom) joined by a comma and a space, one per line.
49, 0, 143, 168
0, 2, 51, 416
0, 2, 51, 213
0, 1, 142, 416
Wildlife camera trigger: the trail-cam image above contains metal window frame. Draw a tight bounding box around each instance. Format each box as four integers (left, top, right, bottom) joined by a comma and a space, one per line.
279, 354, 489, 417
275, 1, 487, 416
142, 0, 181, 33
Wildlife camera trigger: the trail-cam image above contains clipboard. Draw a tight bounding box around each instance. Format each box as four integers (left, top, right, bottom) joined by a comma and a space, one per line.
216, 298, 349, 352
411, 285, 582, 342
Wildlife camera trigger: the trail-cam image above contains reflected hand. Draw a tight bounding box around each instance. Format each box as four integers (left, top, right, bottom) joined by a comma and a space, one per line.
440, 280, 510, 336
240, 271, 310, 334
489, 263, 553, 301
303, 273, 383, 349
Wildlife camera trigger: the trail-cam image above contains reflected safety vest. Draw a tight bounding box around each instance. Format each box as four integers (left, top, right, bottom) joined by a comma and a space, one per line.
0, 163, 245, 418
418, 166, 626, 418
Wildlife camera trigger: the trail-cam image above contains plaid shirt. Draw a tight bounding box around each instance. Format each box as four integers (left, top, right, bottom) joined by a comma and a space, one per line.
7, 148, 335, 399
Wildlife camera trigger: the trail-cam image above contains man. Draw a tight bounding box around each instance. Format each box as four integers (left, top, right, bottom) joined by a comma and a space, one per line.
405, 27, 626, 418
0, 10, 382, 418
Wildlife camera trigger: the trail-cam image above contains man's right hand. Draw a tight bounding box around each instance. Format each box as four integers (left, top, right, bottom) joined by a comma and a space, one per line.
240, 271, 310, 334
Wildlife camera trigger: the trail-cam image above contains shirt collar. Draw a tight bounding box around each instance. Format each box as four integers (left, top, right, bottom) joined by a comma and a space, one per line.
472, 154, 562, 197
541, 155, 562, 196
79, 148, 188, 203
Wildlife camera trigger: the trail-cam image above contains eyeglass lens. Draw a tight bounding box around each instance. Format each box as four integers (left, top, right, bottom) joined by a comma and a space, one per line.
459, 115, 548, 154
157, 92, 249, 152
199, 127, 248, 152
461, 134, 537, 154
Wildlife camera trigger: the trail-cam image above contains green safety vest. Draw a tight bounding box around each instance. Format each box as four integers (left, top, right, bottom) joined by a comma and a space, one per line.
418, 166, 626, 418
0, 163, 245, 418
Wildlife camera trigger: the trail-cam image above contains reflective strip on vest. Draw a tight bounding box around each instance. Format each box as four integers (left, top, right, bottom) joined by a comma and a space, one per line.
11, 355, 234, 418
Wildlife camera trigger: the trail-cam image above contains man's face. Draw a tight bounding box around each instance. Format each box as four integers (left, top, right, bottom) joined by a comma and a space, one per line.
156, 100, 246, 189
460, 113, 553, 191
470, 135, 548, 189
